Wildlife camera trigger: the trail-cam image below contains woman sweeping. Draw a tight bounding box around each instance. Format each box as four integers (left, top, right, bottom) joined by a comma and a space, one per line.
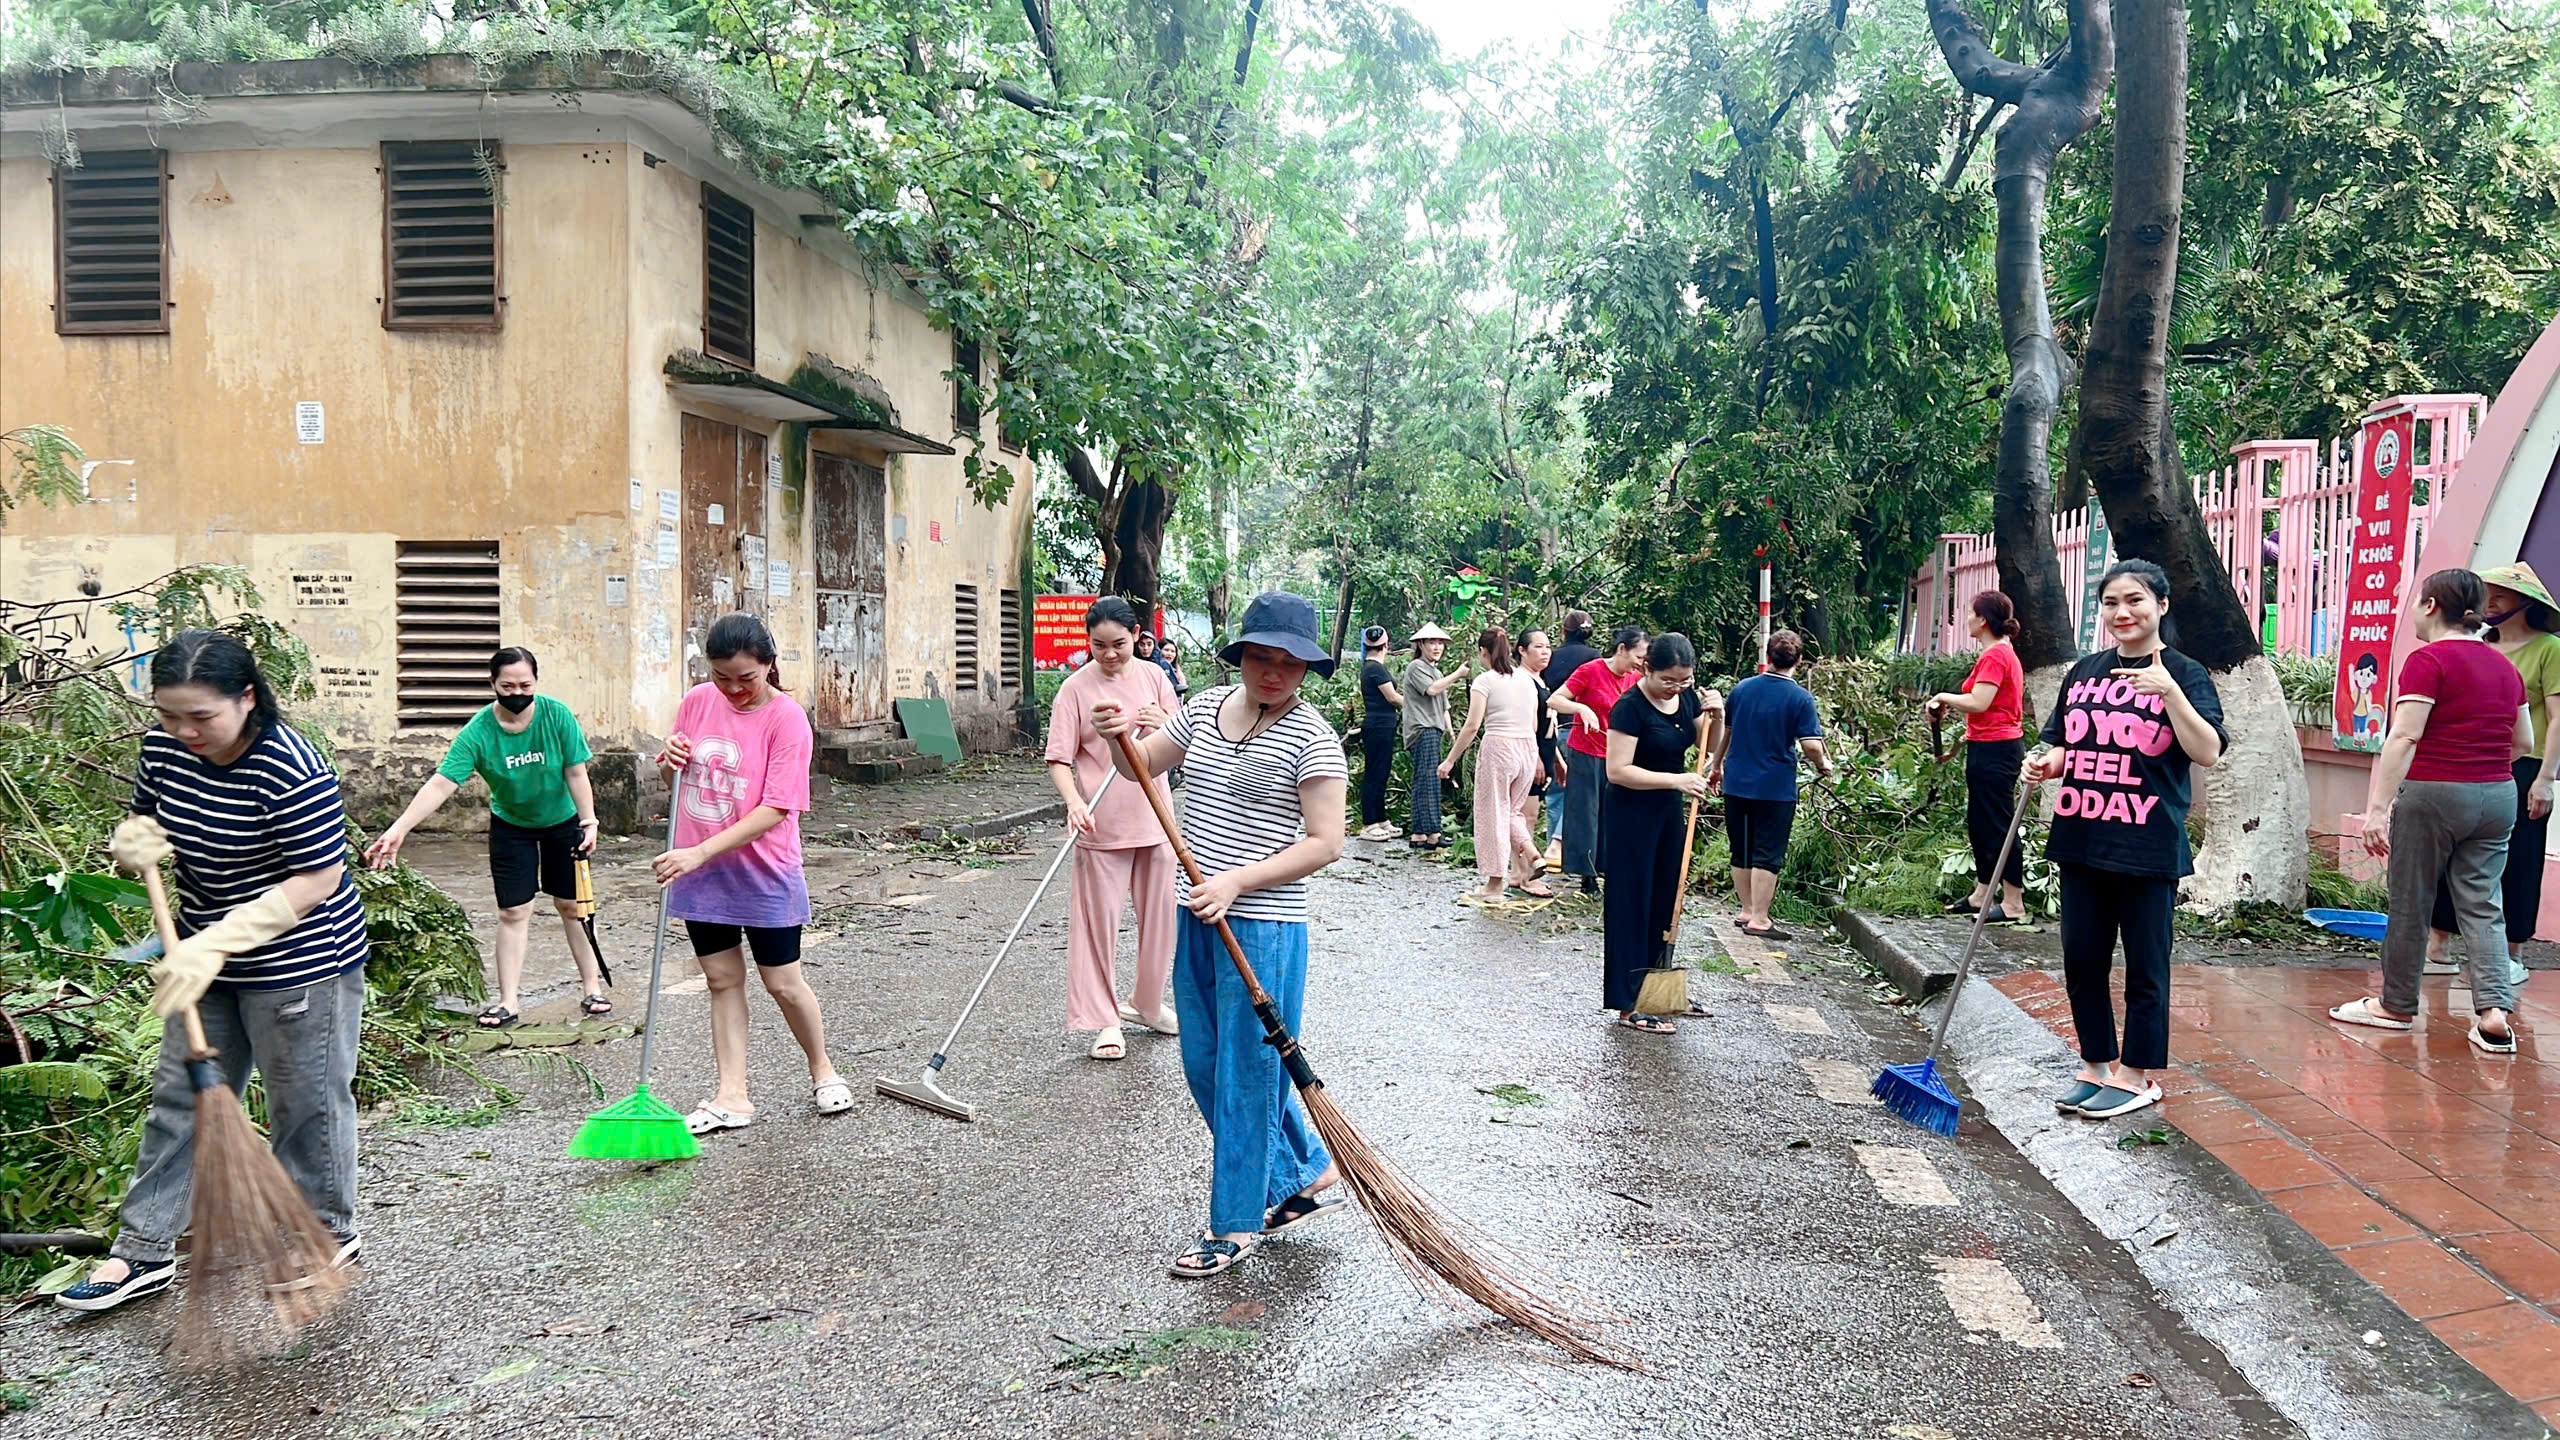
2332, 569, 2531, 1054
1096, 592, 1348, 1278
59, 630, 369, 1312
2028, 561, 2225, 1120
1046, 597, 1182, 1061
2420, 562, 2560, 994
1354, 625, 1404, 842
1440, 627, 1554, 901
654, 614, 851, 1135
365, 646, 609, 1026
1402, 623, 1468, 848
1925, 593, 2030, 922
1600, 635, 1716, 1034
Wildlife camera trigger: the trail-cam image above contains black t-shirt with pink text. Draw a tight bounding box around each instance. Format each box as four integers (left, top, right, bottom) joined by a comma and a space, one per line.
2038, 647, 2226, 879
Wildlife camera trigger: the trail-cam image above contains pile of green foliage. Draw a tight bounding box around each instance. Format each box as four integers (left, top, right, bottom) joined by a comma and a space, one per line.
0, 562, 489, 1289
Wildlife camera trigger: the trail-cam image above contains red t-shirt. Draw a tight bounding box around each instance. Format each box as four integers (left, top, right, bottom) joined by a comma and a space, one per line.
1962, 640, 2026, 743
2399, 639, 2526, 784
1563, 658, 1641, 758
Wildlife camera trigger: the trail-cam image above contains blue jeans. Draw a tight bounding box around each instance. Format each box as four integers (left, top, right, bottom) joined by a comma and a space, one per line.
1173, 913, 1331, 1235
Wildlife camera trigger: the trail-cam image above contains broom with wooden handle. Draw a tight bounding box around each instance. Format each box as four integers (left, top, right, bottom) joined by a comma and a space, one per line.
136, 868, 351, 1365
1111, 730, 1634, 1370
1637, 733, 1716, 1017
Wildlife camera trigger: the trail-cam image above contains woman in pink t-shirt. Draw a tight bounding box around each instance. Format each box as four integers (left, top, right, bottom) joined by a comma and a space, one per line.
1046, 597, 1181, 1060
1926, 590, 2030, 921
652, 613, 847, 1135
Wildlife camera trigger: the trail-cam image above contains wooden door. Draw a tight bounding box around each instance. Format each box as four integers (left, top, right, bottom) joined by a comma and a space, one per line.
809, 452, 887, 726
679, 415, 768, 683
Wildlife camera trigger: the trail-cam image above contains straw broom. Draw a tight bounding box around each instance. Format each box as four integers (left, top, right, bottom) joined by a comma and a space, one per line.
1112, 732, 1635, 1369
136, 868, 351, 1365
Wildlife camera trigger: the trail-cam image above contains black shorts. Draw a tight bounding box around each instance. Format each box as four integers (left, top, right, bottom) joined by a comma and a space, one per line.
490, 817, 584, 909
685, 922, 805, 968
1725, 795, 1797, 874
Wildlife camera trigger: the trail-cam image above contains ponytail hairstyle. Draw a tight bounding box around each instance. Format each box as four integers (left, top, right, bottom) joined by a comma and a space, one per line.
2418, 568, 2487, 633
489, 645, 540, 678
150, 629, 282, 733
705, 612, 782, 687
1970, 590, 2021, 640
1479, 626, 1515, 675
1561, 610, 1595, 645
1765, 629, 1805, 671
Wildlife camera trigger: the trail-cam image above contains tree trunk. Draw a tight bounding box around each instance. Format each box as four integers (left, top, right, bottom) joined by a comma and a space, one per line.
2073, 0, 2304, 907
1111, 474, 1172, 617
1925, 0, 2112, 674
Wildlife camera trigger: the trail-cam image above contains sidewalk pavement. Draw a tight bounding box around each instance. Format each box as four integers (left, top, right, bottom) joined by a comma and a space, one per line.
1994, 962, 2560, 1423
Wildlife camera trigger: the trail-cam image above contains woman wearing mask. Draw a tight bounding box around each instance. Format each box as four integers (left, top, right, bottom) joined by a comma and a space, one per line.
366, 647, 608, 1026
2028, 561, 2225, 1120
1046, 597, 1182, 1060
1440, 627, 1554, 902
1353, 625, 1403, 842
654, 614, 850, 1134
1601, 635, 1715, 1034
60, 631, 370, 1312
1402, 623, 1468, 849
1925, 593, 2030, 923
2334, 570, 2532, 1054
2421, 563, 2560, 993
1096, 592, 1348, 1278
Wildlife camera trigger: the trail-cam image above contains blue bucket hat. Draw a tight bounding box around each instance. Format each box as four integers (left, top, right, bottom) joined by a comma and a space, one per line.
1219, 592, 1337, 678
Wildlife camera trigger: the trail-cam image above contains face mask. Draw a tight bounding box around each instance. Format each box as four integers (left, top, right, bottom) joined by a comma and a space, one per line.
496, 693, 535, 715
2485, 605, 2522, 627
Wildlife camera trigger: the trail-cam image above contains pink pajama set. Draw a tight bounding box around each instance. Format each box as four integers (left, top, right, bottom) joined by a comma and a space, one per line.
1469, 669, 1542, 884
1045, 661, 1181, 1031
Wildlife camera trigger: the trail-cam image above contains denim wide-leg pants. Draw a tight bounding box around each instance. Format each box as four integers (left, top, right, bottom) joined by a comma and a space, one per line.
1172, 913, 1331, 1235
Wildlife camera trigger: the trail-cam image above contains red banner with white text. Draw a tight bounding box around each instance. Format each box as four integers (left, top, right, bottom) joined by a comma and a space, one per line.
2331, 409, 2417, 753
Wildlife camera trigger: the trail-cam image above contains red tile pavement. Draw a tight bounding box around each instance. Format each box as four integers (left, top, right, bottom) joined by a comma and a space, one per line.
1993, 963, 2560, 1407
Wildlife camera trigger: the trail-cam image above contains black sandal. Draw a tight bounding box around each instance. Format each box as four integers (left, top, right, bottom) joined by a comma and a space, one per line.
580, 994, 614, 1018
1619, 1013, 1676, 1035
475, 1005, 517, 1029
1168, 1233, 1258, 1279
1264, 1190, 1345, 1233
1740, 924, 1794, 941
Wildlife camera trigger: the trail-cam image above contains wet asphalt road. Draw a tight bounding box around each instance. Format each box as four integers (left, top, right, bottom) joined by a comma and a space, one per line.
3, 834, 2303, 1439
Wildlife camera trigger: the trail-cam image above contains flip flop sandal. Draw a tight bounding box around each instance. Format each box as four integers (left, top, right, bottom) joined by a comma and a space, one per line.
812, 1080, 855, 1115
1264, 1190, 1347, 1233
476, 1005, 518, 1029
1618, 1013, 1676, 1035
580, 994, 614, 1018
1118, 1002, 1179, 1036
1168, 1233, 1258, 1279
2327, 997, 2413, 1030
1740, 924, 1794, 941
685, 1104, 754, 1136
1511, 882, 1557, 900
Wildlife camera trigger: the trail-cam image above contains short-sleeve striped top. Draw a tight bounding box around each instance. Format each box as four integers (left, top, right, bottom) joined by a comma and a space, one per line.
133, 723, 369, 990
1163, 686, 1349, 924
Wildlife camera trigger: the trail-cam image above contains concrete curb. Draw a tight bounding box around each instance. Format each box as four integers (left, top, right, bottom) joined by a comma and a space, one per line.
896, 799, 1068, 844
1832, 904, 1958, 1001
1920, 954, 2551, 1439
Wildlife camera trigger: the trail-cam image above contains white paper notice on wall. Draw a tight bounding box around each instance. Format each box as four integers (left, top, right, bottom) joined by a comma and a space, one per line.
767, 451, 783, 490
655, 523, 678, 567
630, 479, 644, 511
605, 575, 629, 607
294, 402, 324, 445
658, 490, 679, 522
707, 503, 725, 527
741, 534, 766, 573
769, 561, 792, 598
714, 576, 734, 608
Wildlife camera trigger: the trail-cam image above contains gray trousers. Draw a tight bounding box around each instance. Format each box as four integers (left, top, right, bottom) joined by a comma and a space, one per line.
111, 967, 365, 1264
2384, 781, 2517, 1018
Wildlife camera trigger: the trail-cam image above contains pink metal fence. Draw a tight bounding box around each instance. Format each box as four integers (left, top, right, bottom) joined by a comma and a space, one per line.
1900, 395, 2485, 657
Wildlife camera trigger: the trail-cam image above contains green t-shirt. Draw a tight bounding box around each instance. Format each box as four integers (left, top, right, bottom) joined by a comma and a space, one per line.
2512, 631, 2560, 759
436, 695, 592, 829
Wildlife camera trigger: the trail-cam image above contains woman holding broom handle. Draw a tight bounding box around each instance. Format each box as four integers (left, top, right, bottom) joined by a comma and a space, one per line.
1045, 596, 1181, 1061
1924, 592, 2030, 922
60, 630, 369, 1312
1094, 591, 1349, 1279
653, 613, 851, 1136
1601, 634, 1718, 1035
2027, 560, 2225, 1121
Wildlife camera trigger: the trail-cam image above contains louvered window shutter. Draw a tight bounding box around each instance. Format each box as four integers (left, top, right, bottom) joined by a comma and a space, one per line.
382, 142, 501, 328
54, 150, 168, 334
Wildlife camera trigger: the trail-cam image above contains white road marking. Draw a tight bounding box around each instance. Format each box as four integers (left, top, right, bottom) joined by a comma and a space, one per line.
1700, 914, 1793, 983
1764, 1003, 1831, 1035
1927, 1256, 2062, 1349
1799, 1058, 1881, 1106
1854, 1144, 1959, 1206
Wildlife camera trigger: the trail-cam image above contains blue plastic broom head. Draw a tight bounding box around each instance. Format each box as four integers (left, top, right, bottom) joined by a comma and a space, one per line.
1873, 1057, 1961, 1137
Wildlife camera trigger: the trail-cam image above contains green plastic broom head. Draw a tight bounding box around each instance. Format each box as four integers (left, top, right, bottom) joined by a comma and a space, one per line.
566, 1081, 700, 1162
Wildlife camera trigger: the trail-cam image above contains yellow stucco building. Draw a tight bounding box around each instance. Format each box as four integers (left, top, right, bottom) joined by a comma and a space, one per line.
1, 55, 1033, 823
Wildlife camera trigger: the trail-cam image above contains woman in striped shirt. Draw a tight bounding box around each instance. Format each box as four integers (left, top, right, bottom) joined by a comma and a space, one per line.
1097, 592, 1349, 1279
58, 630, 370, 1313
